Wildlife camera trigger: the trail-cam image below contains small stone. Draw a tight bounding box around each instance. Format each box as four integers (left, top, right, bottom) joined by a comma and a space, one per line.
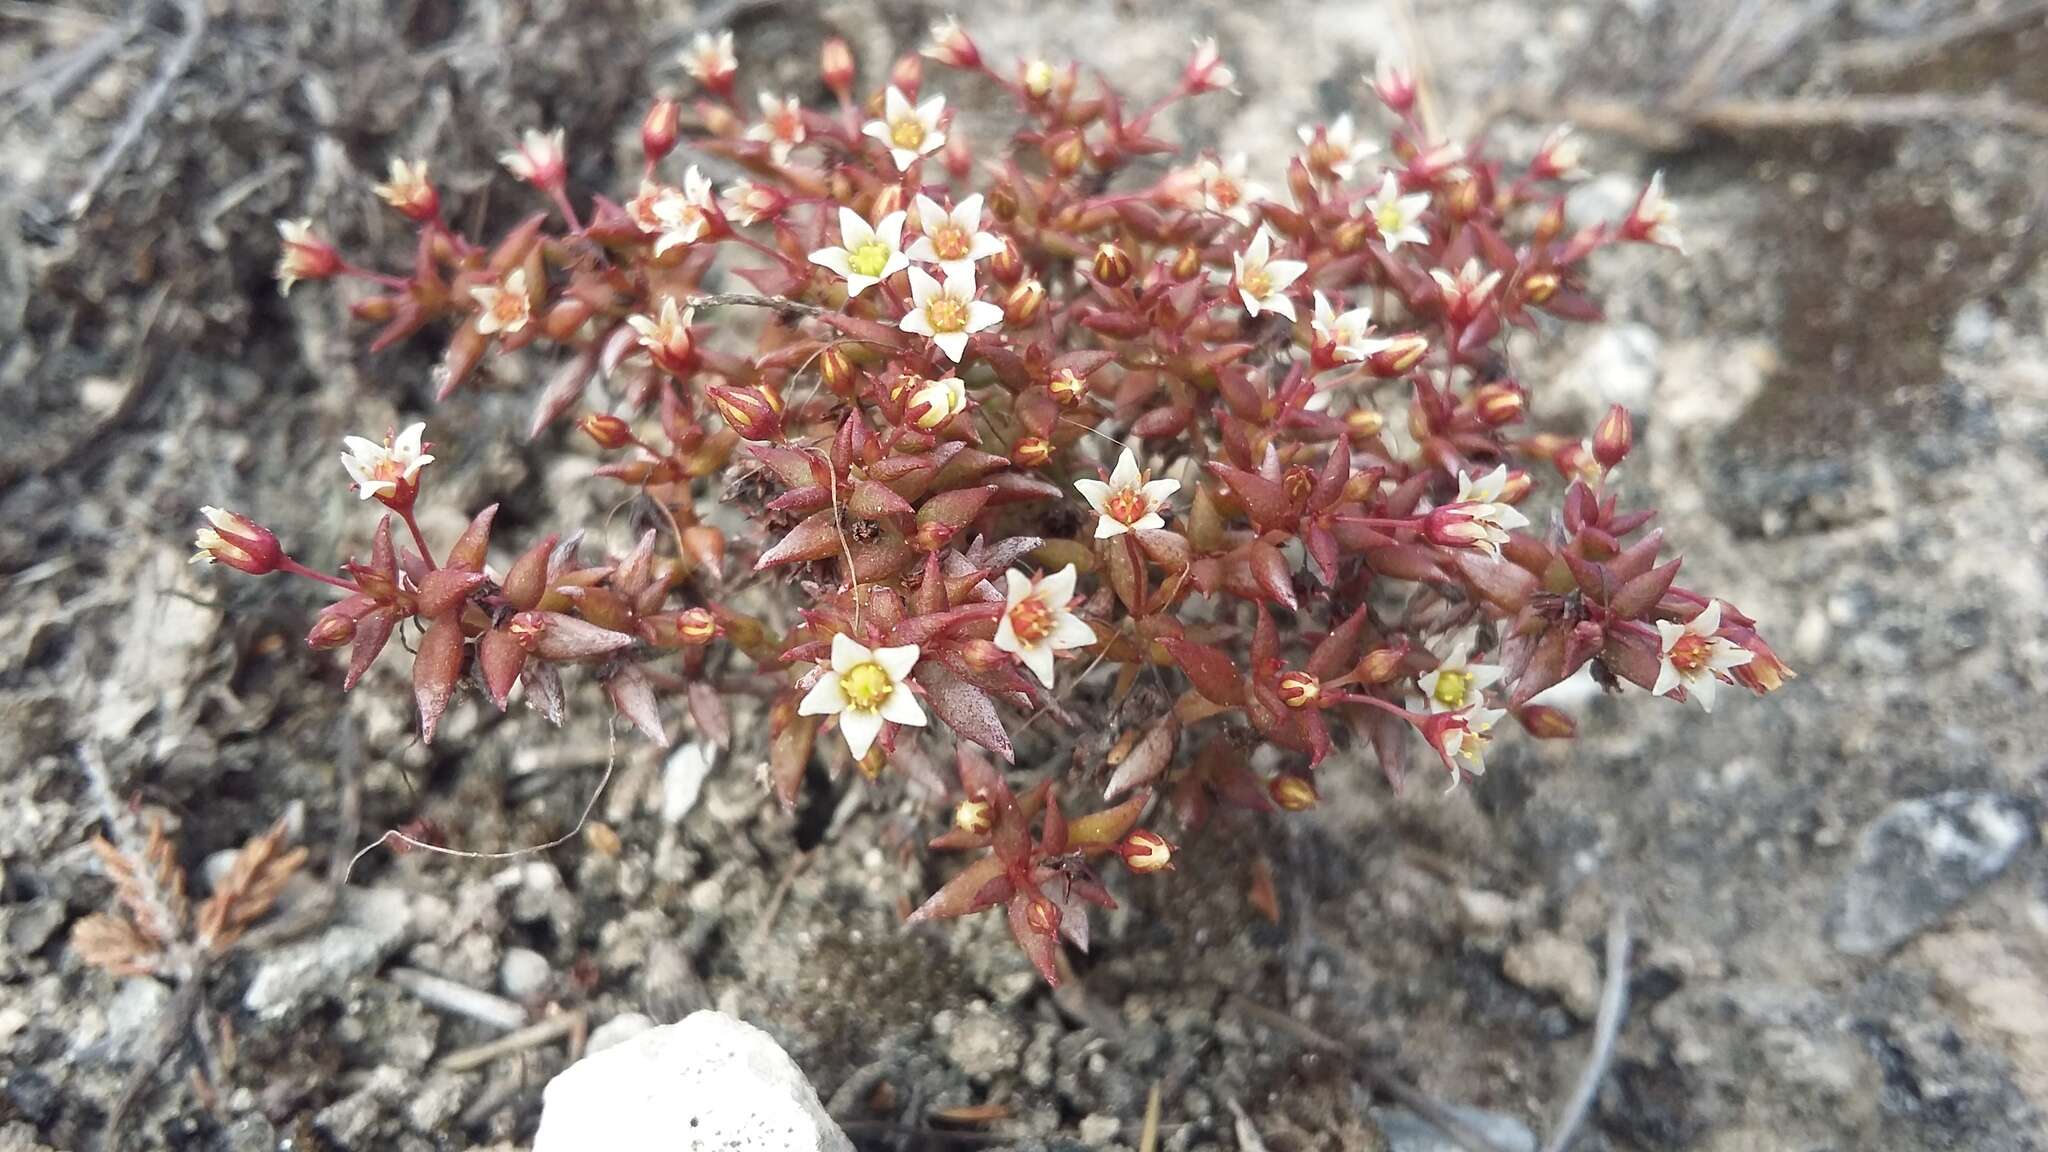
101, 978, 172, 1061
1078, 1112, 1121, 1145
588, 1011, 658, 1054
940, 1002, 1024, 1082
1828, 791, 2033, 956
1502, 932, 1602, 1019
664, 741, 719, 823
534, 1011, 852, 1151
1456, 888, 1514, 937
1375, 1105, 1536, 1152
243, 887, 413, 1019
500, 947, 552, 1000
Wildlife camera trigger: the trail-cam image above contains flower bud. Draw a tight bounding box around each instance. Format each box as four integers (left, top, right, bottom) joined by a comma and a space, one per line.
1277, 670, 1321, 709
1732, 637, 1795, 695
1026, 894, 1061, 935
1365, 333, 1430, 377
1473, 382, 1526, 427
1334, 218, 1369, 253
1554, 439, 1603, 484
1520, 271, 1560, 306
907, 375, 966, 431
1049, 131, 1087, 176
957, 638, 1010, 673
1372, 58, 1417, 114
675, 607, 721, 645
1118, 829, 1175, 873
1021, 58, 1056, 100
1357, 645, 1408, 684
1517, 704, 1577, 739
580, 413, 635, 450
1171, 245, 1203, 281
953, 797, 993, 836
923, 15, 981, 70
1011, 435, 1053, 468
1004, 278, 1046, 325
1048, 367, 1089, 407
987, 180, 1019, 222
1269, 774, 1320, 811
1534, 198, 1567, 246
889, 53, 923, 96
1344, 407, 1386, 441
1092, 242, 1133, 287
306, 611, 357, 650
1592, 405, 1633, 469
1498, 468, 1533, 503
708, 385, 784, 442
820, 37, 855, 97
641, 98, 680, 164
372, 160, 439, 224
1444, 176, 1481, 220
989, 238, 1024, 286
274, 219, 342, 295
1183, 37, 1234, 94
820, 344, 858, 397
697, 101, 743, 138
192, 507, 285, 575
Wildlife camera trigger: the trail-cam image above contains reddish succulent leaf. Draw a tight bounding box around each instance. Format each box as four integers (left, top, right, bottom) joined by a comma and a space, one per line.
1453, 550, 1538, 613
1307, 604, 1371, 680
755, 510, 845, 569
606, 665, 668, 747
850, 479, 914, 519
1206, 462, 1292, 528
1158, 638, 1244, 707
907, 854, 1007, 923
521, 661, 565, 726
415, 569, 487, 618
916, 485, 996, 533
1066, 792, 1148, 850
769, 702, 818, 812
687, 680, 731, 746
413, 615, 467, 744
346, 606, 401, 691
1104, 715, 1178, 799
1246, 540, 1297, 609
445, 505, 498, 573
916, 666, 1015, 762
529, 612, 637, 661
478, 627, 527, 710
1611, 558, 1682, 619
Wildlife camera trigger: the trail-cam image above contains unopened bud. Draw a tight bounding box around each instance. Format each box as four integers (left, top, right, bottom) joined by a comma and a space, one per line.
1592, 405, 1633, 469
192, 506, 285, 575
953, 797, 993, 836
697, 101, 742, 138
1334, 217, 1370, 253
1277, 670, 1321, 709
989, 238, 1024, 285
1118, 829, 1175, 873
1269, 774, 1320, 811
1345, 407, 1386, 441
641, 98, 680, 164
1554, 439, 1603, 484
580, 412, 635, 450
1049, 131, 1087, 177
1171, 245, 1203, 281
1004, 278, 1046, 325
1026, 894, 1061, 934
1534, 198, 1567, 246
957, 638, 1010, 673
987, 181, 1019, 222
1183, 36, 1234, 94
1445, 177, 1481, 220
1048, 367, 1088, 407
1517, 704, 1577, 739
1092, 242, 1133, 286
869, 183, 906, 222
820, 37, 855, 96
274, 219, 342, 295
1473, 383, 1526, 427
1372, 58, 1416, 114
1011, 435, 1053, 468
675, 607, 721, 645
1366, 333, 1430, 377
1357, 645, 1408, 684
708, 385, 783, 441
1021, 58, 1056, 100
1498, 468, 1533, 503
820, 344, 858, 397
889, 53, 923, 97
1521, 271, 1560, 306
923, 16, 981, 70
306, 612, 357, 650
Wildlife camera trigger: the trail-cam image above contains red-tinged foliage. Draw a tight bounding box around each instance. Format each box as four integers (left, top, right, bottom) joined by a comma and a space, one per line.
199, 24, 1789, 984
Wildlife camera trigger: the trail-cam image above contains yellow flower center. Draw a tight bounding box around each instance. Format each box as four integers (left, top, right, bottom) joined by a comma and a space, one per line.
929, 223, 971, 262
491, 291, 528, 328
1239, 267, 1272, 299
1668, 633, 1710, 675
1431, 670, 1471, 709
890, 118, 926, 151
849, 239, 893, 278
1105, 486, 1151, 525
1210, 179, 1242, 210
1375, 203, 1407, 233
840, 661, 893, 710
925, 296, 969, 333
1007, 595, 1053, 646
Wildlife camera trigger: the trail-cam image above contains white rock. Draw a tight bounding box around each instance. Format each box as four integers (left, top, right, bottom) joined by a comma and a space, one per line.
535, 1011, 852, 1152
664, 740, 720, 823
499, 947, 552, 999
587, 1011, 658, 1054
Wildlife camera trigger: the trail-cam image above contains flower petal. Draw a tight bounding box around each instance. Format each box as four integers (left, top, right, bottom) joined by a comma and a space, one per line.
799, 672, 848, 716
873, 643, 921, 681
879, 685, 927, 727
830, 632, 873, 673
839, 706, 885, 758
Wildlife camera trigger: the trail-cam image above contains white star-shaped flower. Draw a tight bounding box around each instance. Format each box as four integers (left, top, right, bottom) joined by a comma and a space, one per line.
1629, 170, 1684, 252
1429, 705, 1505, 790
1296, 113, 1378, 181
797, 634, 927, 759
1194, 153, 1269, 225
1418, 633, 1506, 714
1311, 291, 1389, 363
1231, 226, 1307, 320
1653, 601, 1754, 713
626, 297, 695, 368
681, 30, 737, 88
745, 93, 806, 164
1365, 172, 1432, 251
993, 565, 1095, 687
899, 267, 1002, 362
862, 86, 947, 171
905, 194, 1005, 280
498, 128, 566, 188
809, 207, 910, 297
340, 422, 434, 502
1074, 448, 1180, 539
470, 268, 532, 336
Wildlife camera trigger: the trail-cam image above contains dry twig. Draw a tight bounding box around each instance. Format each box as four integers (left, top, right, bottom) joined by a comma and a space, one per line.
1538, 904, 1633, 1152
67, 0, 207, 219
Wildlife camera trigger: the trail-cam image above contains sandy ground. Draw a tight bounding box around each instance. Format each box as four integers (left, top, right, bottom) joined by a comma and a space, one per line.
3, 0, 2046, 1149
